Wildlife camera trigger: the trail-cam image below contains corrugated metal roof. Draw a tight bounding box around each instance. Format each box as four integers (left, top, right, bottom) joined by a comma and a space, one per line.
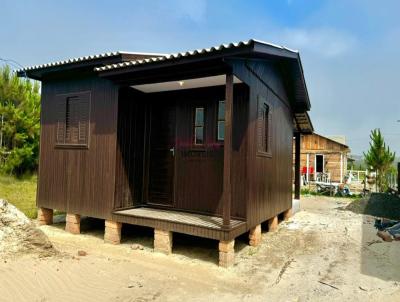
16, 51, 166, 73
294, 112, 314, 134
94, 39, 298, 72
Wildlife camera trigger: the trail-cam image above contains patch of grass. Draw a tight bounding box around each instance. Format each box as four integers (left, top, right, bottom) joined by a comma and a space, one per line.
345, 193, 400, 220
301, 188, 319, 196
0, 174, 38, 218
301, 187, 362, 199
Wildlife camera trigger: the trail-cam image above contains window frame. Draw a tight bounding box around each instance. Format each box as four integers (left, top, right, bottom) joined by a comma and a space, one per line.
217, 100, 225, 142
256, 95, 272, 157
193, 106, 205, 145
55, 91, 91, 149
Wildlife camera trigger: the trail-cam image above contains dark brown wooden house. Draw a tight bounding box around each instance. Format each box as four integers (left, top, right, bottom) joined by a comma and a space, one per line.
19, 39, 313, 267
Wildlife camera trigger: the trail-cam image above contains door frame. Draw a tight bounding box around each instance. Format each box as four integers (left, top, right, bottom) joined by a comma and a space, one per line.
143, 100, 177, 207
315, 153, 325, 173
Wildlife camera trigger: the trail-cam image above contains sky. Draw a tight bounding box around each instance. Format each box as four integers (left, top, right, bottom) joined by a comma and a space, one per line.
1, 0, 400, 155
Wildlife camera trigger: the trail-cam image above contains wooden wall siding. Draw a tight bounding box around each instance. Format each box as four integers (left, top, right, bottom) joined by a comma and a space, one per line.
293, 134, 350, 182
173, 85, 248, 218
229, 58, 293, 228
37, 75, 119, 219
114, 88, 147, 209
295, 152, 347, 182
114, 85, 248, 219
300, 134, 349, 152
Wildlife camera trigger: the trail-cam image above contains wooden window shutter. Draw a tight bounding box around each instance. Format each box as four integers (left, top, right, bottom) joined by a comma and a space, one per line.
69, 96, 79, 144
56, 95, 66, 144
77, 92, 90, 145
267, 105, 272, 153
257, 101, 264, 152
256, 95, 272, 156
55, 91, 90, 147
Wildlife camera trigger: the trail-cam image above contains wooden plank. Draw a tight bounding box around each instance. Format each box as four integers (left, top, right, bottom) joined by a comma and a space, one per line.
112, 208, 247, 241
223, 73, 233, 226
114, 207, 244, 230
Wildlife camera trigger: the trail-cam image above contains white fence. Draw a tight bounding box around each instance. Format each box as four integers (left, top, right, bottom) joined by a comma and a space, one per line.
347, 170, 367, 183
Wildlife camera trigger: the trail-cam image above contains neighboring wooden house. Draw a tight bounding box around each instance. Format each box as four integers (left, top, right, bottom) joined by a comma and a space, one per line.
18, 39, 312, 267
294, 133, 350, 183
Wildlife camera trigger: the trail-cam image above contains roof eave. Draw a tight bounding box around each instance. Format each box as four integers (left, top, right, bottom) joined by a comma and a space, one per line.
16, 52, 165, 80
252, 43, 311, 112
96, 43, 256, 77
252, 40, 299, 60
17, 54, 126, 80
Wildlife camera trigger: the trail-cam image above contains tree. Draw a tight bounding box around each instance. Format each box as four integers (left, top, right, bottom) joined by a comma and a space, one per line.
363, 129, 396, 192
0, 65, 40, 176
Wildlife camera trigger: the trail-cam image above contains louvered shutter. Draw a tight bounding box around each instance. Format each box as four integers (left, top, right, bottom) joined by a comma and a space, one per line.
256, 95, 273, 155
77, 92, 90, 145
56, 95, 66, 144
257, 96, 266, 152
267, 104, 272, 153
55, 91, 90, 147
69, 96, 79, 144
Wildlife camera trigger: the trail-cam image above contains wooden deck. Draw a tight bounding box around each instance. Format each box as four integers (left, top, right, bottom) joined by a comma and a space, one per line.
112, 207, 247, 241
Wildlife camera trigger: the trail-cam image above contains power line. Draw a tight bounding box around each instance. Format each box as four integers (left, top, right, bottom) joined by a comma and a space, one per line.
0, 57, 27, 77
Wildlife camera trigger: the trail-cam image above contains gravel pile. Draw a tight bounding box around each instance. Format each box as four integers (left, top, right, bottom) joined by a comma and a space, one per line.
0, 199, 56, 258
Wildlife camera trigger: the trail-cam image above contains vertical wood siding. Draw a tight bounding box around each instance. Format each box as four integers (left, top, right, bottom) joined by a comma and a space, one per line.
37, 75, 119, 219
229, 58, 294, 228
173, 85, 248, 219
114, 88, 147, 209
114, 85, 248, 219
39, 58, 294, 228
294, 134, 349, 182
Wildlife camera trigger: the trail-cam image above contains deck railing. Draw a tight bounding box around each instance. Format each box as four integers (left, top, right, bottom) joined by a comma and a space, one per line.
315, 172, 331, 183
347, 170, 367, 183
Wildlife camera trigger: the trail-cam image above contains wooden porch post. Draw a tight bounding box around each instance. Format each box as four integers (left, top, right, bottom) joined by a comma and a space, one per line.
223, 72, 233, 227
294, 132, 301, 200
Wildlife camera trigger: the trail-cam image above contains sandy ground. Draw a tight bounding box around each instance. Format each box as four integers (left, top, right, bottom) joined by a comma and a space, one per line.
1, 196, 400, 302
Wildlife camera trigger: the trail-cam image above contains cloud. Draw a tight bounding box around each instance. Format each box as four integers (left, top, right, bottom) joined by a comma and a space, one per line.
280, 27, 357, 57
171, 0, 207, 23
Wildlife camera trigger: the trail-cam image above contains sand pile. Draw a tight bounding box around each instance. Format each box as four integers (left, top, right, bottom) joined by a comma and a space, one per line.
0, 199, 56, 258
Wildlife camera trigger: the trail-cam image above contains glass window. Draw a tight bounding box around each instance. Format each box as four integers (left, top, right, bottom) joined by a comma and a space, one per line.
195, 127, 204, 145
195, 107, 204, 127
217, 101, 225, 141
194, 107, 205, 145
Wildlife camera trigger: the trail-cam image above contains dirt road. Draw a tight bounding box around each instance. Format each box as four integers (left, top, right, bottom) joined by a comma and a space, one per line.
1, 196, 399, 301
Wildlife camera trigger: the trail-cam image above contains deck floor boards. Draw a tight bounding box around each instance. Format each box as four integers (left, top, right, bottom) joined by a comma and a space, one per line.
113, 207, 245, 230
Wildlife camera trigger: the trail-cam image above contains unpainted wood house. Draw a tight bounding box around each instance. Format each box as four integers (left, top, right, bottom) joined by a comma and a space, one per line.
19, 39, 313, 267
294, 133, 350, 184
